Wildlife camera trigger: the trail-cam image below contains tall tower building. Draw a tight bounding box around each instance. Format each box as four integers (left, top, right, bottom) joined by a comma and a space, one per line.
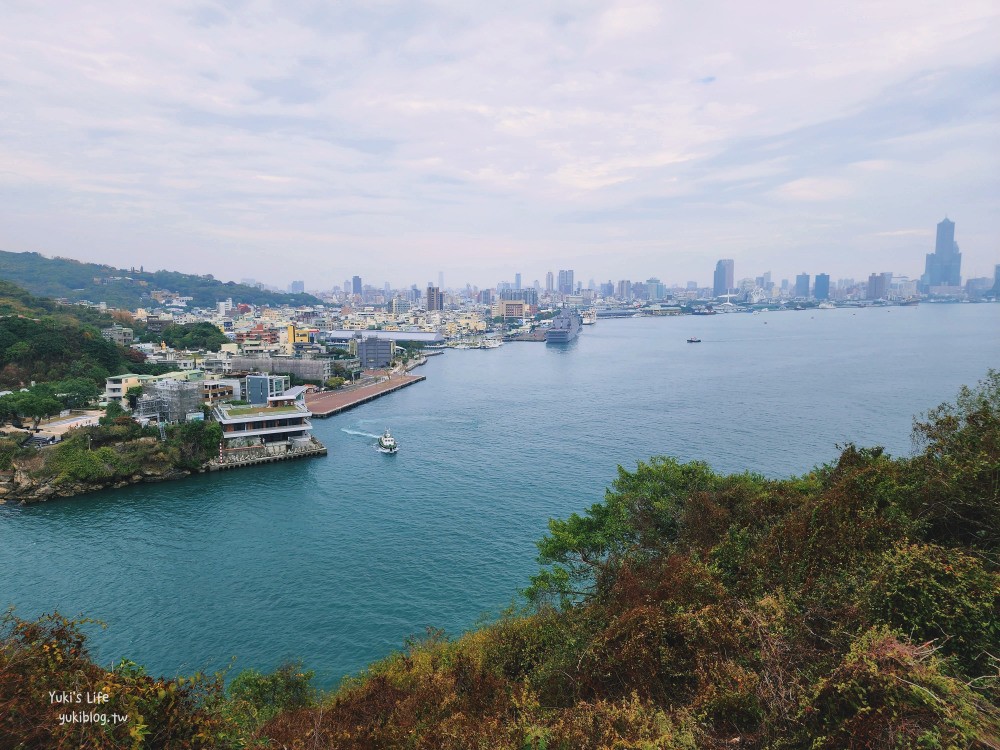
921, 218, 962, 290
814, 273, 830, 301
352, 276, 362, 295
713, 259, 734, 297
545, 271, 554, 292
557, 269, 575, 295
795, 273, 810, 298
426, 286, 444, 311
514, 273, 522, 291
867, 272, 892, 300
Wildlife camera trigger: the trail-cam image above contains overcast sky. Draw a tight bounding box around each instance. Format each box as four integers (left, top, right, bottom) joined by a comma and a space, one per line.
1, 1, 997, 290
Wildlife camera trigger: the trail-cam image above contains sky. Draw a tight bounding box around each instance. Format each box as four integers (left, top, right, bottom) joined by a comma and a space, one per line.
1, 0, 998, 290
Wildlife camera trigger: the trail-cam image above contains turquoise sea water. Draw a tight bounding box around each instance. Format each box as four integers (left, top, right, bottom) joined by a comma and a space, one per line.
1, 304, 998, 688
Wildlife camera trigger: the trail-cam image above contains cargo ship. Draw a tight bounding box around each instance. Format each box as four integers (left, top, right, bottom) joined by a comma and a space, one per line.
545, 308, 582, 344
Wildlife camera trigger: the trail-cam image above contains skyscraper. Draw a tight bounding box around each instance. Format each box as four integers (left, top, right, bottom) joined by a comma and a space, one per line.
867, 272, 892, 300
288, 280, 304, 294
557, 269, 574, 295
814, 273, 830, 301
426, 286, 444, 311
545, 271, 554, 292
921, 218, 962, 290
352, 276, 362, 295
713, 259, 734, 297
795, 273, 810, 298
514, 273, 521, 290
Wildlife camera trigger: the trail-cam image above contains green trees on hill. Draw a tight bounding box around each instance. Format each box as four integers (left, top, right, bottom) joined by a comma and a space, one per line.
154, 322, 229, 352
0, 250, 322, 308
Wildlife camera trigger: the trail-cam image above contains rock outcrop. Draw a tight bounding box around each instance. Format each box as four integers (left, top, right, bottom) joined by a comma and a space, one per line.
0, 463, 191, 504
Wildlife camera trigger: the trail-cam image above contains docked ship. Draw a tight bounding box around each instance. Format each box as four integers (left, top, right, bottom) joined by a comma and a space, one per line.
545, 308, 583, 344
581, 308, 597, 325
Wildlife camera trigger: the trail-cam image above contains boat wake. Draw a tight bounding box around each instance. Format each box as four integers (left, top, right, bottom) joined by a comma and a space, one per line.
341, 428, 381, 439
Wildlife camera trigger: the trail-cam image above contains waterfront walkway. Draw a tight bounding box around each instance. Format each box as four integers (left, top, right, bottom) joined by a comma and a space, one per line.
306, 374, 426, 418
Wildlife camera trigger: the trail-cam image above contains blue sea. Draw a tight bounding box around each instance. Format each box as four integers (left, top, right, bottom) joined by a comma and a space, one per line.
1, 303, 997, 688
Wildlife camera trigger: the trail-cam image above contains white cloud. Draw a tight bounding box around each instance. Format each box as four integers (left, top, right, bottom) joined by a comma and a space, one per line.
0, 0, 997, 285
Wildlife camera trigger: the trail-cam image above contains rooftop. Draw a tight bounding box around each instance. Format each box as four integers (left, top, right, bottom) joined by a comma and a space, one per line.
221, 403, 305, 417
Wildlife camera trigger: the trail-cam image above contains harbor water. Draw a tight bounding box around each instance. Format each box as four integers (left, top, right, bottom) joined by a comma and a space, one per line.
1, 303, 998, 688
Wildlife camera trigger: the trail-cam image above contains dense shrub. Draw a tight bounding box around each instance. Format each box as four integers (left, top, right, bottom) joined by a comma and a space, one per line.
0, 611, 235, 749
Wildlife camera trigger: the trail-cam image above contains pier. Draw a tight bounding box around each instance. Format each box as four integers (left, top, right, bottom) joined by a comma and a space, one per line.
208, 441, 327, 471
306, 374, 426, 418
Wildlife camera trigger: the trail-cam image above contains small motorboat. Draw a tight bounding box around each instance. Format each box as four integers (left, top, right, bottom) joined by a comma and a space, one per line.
687, 337, 701, 343
377, 429, 398, 454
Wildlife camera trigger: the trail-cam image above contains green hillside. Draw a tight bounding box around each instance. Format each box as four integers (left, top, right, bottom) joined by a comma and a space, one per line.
0, 250, 322, 309
0, 280, 160, 388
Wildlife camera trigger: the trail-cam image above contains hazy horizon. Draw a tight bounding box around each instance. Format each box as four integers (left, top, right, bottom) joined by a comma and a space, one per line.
1, 2, 997, 288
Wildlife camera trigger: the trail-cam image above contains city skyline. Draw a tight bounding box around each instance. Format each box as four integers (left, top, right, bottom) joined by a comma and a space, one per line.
1, 3, 997, 286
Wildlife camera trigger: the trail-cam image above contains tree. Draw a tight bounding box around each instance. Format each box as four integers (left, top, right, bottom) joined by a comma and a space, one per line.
2, 391, 62, 430
53, 377, 100, 409
525, 457, 719, 607
158, 322, 229, 352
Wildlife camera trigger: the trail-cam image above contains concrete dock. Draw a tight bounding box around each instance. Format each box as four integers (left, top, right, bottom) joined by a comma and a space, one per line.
208, 442, 328, 471
306, 374, 426, 418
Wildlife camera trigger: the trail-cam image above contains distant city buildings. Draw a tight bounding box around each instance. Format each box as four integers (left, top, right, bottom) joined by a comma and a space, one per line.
795, 273, 810, 299
545, 271, 554, 292
713, 259, 734, 297
426, 285, 444, 311
288, 280, 305, 294
557, 269, 575, 295
921, 218, 962, 291
867, 272, 893, 300
814, 274, 830, 301
352, 276, 362, 295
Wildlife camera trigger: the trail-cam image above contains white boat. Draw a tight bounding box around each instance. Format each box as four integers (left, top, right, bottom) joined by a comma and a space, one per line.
377, 429, 398, 454
581, 309, 597, 325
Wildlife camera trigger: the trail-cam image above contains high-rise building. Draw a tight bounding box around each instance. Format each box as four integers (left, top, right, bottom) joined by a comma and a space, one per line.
426, 285, 444, 311
352, 276, 362, 295
500, 288, 538, 305
713, 259, 734, 297
867, 272, 892, 300
514, 273, 521, 290
795, 273, 810, 298
545, 271, 554, 292
921, 218, 962, 290
814, 273, 830, 301
288, 280, 305, 294
557, 269, 575, 295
